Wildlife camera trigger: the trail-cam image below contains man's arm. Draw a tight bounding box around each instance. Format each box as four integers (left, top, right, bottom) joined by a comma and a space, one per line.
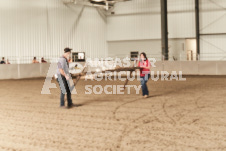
59, 68, 69, 80
59, 68, 66, 77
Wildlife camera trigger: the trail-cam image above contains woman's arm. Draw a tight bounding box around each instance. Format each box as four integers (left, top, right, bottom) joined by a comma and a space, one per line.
143, 60, 151, 69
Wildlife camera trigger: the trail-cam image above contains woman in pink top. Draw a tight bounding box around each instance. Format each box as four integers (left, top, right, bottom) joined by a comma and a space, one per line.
138, 52, 151, 98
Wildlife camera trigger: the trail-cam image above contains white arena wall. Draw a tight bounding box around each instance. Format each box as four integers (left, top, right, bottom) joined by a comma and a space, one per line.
0, 0, 226, 64
107, 0, 226, 61
1, 61, 226, 80
200, 0, 226, 60
107, 0, 195, 61
0, 0, 107, 64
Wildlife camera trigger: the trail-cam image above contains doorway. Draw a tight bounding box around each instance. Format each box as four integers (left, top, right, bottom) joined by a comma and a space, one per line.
185, 39, 197, 61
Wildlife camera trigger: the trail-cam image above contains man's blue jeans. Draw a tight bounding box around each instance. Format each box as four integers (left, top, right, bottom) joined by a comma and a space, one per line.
140, 74, 150, 96
57, 74, 72, 107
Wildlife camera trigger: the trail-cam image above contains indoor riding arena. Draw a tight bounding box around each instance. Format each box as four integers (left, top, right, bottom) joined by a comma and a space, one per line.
0, 0, 226, 151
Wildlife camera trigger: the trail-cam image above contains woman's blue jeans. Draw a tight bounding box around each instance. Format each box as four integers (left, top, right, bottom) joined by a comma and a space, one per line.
140, 74, 150, 96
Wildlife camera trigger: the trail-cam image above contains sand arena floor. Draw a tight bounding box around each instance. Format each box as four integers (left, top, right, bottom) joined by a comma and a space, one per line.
0, 76, 226, 151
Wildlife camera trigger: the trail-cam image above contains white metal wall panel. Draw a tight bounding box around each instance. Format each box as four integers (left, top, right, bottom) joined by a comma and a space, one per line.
168, 0, 195, 38
107, 0, 161, 41
108, 0, 196, 40
113, 0, 160, 15
107, 0, 195, 61
168, 12, 195, 38
107, 14, 161, 41
108, 40, 162, 60
1, 0, 225, 62
166, 0, 195, 61
0, 0, 107, 64
200, 0, 226, 60
200, 0, 226, 10
200, 10, 226, 34
200, 35, 226, 60
71, 7, 107, 59
168, 0, 195, 12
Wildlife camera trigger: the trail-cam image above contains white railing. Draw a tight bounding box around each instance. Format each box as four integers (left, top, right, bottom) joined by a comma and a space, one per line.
1, 53, 226, 64
0, 56, 60, 64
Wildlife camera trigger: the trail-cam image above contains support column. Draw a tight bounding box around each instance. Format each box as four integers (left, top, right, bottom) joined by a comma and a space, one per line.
195, 0, 200, 60
161, 0, 168, 61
